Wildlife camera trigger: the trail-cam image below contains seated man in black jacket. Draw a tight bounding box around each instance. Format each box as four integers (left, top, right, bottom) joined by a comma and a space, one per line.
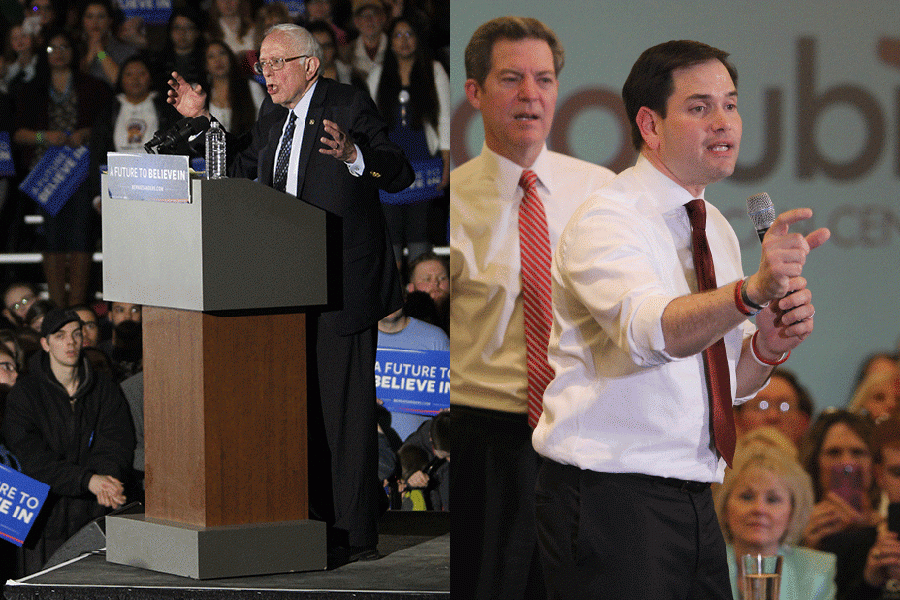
2, 308, 135, 576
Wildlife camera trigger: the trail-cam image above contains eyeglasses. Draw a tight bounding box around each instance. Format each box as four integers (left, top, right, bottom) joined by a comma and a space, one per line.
47, 44, 72, 53
742, 399, 799, 414
0, 361, 16, 373
7, 296, 34, 311
393, 31, 414, 39
254, 55, 308, 75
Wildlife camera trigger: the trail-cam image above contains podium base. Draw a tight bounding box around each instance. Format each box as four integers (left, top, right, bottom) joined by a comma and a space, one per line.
106, 514, 327, 579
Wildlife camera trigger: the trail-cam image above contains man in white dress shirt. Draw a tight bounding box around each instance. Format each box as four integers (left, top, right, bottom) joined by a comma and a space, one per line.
450, 17, 615, 600
532, 40, 831, 599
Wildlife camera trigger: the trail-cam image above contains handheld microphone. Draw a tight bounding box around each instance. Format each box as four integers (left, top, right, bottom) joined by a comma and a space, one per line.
747, 192, 776, 243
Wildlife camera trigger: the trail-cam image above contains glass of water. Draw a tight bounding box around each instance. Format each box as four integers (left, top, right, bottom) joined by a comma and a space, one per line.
738, 554, 782, 600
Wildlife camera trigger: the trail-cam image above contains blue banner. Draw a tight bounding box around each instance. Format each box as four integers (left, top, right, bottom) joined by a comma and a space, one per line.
375, 348, 449, 415
379, 157, 444, 205
0, 464, 50, 546
116, 0, 172, 25
19, 145, 90, 216
0, 132, 14, 177
266, 0, 305, 20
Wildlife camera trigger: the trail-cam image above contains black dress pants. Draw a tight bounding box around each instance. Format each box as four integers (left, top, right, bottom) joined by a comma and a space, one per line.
306, 310, 380, 549
451, 405, 546, 600
535, 460, 734, 600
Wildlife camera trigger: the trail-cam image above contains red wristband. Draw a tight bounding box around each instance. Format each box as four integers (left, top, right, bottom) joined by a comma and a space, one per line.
751, 331, 790, 366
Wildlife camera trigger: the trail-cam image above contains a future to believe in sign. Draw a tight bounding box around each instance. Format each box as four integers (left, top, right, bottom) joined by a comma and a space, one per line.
106, 152, 191, 203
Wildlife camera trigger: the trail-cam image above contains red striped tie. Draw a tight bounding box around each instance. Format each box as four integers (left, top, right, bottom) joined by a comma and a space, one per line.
685, 199, 736, 468
519, 170, 554, 428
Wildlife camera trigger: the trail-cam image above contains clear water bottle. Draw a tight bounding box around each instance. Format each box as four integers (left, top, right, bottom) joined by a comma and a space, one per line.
398, 90, 410, 127
205, 119, 226, 179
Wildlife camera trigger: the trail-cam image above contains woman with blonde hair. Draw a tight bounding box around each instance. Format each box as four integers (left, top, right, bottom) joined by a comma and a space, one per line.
848, 364, 900, 423
714, 445, 837, 599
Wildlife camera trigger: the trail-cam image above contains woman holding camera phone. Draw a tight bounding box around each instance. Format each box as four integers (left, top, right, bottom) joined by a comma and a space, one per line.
799, 410, 882, 550
850, 414, 900, 598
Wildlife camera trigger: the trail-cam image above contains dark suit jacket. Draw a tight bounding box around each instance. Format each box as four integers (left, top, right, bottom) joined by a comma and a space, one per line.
231, 77, 413, 335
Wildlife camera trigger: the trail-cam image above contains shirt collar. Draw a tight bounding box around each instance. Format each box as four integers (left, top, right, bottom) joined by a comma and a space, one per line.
290, 78, 319, 121
480, 142, 554, 202
633, 153, 705, 214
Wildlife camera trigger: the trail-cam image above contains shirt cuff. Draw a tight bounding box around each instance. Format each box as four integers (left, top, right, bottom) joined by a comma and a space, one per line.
628, 294, 677, 365
345, 144, 364, 176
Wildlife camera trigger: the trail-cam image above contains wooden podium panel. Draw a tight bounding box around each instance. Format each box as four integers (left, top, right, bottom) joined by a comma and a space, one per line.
142, 306, 308, 528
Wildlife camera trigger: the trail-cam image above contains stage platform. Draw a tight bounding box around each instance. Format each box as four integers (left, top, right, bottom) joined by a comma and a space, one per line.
3, 512, 449, 600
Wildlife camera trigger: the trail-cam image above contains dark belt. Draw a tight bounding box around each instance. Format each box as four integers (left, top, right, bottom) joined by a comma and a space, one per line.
628, 473, 710, 494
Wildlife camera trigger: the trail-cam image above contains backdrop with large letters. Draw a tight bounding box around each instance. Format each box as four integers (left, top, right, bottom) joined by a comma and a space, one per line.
451, 1, 900, 411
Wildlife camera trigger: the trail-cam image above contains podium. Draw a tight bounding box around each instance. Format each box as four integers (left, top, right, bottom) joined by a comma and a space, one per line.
101, 176, 331, 579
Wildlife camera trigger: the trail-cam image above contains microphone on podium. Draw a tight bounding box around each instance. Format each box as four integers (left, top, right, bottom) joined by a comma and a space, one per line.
145, 116, 210, 154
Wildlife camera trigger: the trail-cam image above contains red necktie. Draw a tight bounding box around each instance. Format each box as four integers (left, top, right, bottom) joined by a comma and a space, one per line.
519, 170, 554, 428
685, 199, 736, 468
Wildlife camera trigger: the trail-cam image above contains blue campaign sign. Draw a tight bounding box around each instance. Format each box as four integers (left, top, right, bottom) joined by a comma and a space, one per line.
0, 464, 50, 546
0, 131, 15, 177
375, 348, 449, 415
19, 145, 90, 216
117, 0, 173, 25
379, 157, 444, 205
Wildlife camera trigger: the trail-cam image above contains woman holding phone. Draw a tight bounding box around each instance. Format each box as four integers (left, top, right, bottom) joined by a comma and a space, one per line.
799, 410, 882, 550
816, 413, 900, 598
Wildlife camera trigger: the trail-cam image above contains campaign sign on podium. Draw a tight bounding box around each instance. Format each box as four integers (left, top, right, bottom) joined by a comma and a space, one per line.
106, 152, 190, 203
102, 168, 331, 579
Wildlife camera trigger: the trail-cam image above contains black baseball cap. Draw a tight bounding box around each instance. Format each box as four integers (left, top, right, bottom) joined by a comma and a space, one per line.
40, 308, 83, 338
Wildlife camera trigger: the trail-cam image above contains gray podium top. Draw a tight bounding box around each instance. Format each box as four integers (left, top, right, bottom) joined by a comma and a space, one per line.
102, 177, 330, 312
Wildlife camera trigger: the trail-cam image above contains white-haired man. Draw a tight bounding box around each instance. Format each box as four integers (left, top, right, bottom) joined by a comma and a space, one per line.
167, 24, 414, 567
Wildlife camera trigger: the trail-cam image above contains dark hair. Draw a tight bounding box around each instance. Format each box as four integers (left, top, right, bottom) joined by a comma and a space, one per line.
205, 40, 257, 136
398, 444, 429, 481
772, 368, 814, 417
305, 20, 337, 54
39, 27, 78, 74
165, 6, 206, 50
69, 303, 98, 321
622, 40, 738, 151
430, 411, 449, 454
78, 0, 123, 32
25, 298, 56, 329
875, 413, 900, 456
798, 409, 880, 505
464, 16, 564, 86
114, 53, 153, 95
0, 330, 24, 371
375, 16, 440, 131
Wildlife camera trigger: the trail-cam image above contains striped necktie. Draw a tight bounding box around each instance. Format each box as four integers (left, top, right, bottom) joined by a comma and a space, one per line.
519, 169, 554, 428
273, 111, 297, 193
685, 199, 736, 468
